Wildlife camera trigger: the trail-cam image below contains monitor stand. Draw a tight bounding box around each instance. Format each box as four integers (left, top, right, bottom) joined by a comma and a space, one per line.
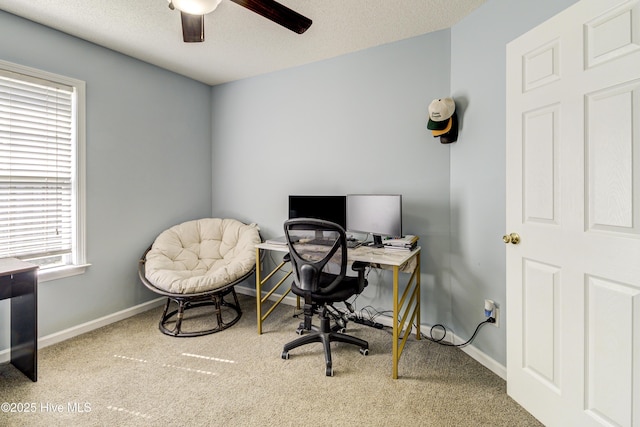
369, 234, 384, 248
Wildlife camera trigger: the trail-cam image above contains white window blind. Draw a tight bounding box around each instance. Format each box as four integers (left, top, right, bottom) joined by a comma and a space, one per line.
0, 70, 75, 266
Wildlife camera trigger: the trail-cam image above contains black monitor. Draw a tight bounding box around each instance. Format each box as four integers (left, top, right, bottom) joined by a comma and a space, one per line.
346, 194, 402, 247
288, 195, 347, 229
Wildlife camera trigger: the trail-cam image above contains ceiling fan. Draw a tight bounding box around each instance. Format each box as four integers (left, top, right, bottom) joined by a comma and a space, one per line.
168, 0, 312, 43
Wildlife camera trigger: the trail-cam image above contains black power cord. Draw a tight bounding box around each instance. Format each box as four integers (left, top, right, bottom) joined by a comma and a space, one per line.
301, 296, 496, 348
420, 318, 494, 348
350, 302, 495, 348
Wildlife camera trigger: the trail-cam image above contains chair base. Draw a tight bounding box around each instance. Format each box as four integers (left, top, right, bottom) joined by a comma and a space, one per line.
282, 315, 368, 376
158, 286, 242, 337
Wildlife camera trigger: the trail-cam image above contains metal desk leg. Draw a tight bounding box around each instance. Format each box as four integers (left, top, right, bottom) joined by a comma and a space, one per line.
392, 265, 399, 379
392, 252, 421, 379
415, 255, 421, 340
255, 248, 293, 335
255, 247, 263, 334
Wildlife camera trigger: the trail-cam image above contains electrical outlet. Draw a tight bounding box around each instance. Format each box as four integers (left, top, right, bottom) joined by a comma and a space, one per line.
483, 299, 499, 328
484, 299, 495, 317
491, 307, 499, 328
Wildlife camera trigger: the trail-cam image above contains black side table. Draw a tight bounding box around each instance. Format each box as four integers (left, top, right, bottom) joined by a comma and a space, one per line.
0, 258, 38, 382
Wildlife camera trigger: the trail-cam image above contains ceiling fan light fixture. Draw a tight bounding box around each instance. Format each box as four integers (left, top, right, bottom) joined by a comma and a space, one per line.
169, 0, 222, 15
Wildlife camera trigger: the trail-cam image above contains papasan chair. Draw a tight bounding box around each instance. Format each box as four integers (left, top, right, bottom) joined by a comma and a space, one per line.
138, 218, 261, 337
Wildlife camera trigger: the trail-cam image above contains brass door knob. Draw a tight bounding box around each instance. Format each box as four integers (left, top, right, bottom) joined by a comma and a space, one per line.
502, 233, 520, 244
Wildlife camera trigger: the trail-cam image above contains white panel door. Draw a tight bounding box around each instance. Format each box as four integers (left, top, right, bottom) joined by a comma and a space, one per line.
506, 1, 640, 426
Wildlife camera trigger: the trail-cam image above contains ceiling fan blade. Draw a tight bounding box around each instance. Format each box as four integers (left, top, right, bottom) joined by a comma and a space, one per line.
230, 0, 312, 34
181, 12, 205, 42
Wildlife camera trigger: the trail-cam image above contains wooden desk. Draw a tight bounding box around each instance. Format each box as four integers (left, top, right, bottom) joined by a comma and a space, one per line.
0, 258, 38, 382
255, 242, 421, 379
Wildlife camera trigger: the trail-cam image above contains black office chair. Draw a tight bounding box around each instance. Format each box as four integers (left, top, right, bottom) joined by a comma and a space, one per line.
281, 218, 370, 376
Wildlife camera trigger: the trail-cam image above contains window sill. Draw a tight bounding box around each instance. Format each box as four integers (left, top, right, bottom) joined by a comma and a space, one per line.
38, 263, 91, 282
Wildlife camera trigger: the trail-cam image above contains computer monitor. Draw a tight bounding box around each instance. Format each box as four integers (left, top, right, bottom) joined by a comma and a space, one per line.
346, 194, 402, 247
288, 195, 347, 229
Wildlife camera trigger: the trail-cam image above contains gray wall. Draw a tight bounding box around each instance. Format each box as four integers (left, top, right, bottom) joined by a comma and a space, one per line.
0, 11, 212, 350
449, 0, 579, 364
210, 31, 455, 329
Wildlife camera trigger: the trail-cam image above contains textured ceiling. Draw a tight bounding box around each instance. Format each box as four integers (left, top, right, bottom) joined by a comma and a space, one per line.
0, 0, 486, 85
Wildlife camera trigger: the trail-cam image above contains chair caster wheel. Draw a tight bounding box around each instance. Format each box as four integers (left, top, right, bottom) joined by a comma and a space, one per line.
295, 328, 304, 335
281, 351, 289, 360
360, 348, 369, 356
338, 328, 346, 333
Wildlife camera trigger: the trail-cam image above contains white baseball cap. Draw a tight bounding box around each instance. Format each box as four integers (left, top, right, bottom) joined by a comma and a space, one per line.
427, 98, 455, 132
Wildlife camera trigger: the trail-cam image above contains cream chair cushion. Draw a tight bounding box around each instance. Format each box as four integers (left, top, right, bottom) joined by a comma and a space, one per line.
144, 218, 260, 294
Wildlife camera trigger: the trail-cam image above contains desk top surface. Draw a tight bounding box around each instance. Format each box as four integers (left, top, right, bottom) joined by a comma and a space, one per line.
0, 258, 38, 276
256, 242, 420, 267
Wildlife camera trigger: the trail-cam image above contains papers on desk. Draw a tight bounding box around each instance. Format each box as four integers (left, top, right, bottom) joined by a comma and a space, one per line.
265, 236, 287, 246
383, 235, 418, 251
264, 236, 302, 246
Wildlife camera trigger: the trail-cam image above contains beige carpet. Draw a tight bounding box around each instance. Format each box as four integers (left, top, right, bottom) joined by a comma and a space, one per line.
0, 294, 542, 427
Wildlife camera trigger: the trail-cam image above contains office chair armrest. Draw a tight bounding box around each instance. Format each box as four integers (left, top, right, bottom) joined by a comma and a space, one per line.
351, 261, 369, 272
351, 261, 370, 293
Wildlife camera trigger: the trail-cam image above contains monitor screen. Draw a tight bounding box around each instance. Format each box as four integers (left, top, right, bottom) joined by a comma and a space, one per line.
288, 195, 347, 229
346, 194, 402, 246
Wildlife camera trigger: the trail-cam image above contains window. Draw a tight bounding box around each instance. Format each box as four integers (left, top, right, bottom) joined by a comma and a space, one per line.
0, 60, 87, 281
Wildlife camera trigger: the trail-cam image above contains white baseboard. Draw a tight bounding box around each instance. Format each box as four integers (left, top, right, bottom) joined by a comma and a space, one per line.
458, 341, 506, 380
0, 297, 165, 364
236, 286, 507, 380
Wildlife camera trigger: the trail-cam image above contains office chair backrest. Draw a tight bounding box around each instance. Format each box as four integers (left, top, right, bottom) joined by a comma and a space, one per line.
284, 218, 348, 295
